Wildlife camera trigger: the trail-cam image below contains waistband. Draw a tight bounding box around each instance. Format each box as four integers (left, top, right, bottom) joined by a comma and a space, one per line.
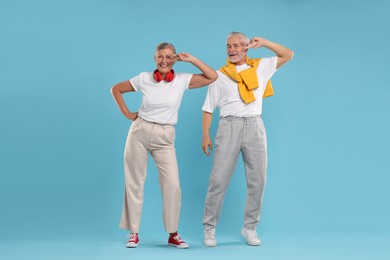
137, 117, 174, 128
220, 115, 261, 122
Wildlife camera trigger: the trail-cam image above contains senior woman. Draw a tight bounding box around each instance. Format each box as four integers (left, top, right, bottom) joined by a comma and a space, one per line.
111, 42, 217, 249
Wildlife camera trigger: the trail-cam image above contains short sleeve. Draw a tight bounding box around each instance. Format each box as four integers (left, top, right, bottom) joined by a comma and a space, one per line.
176, 72, 193, 90
129, 73, 145, 92
202, 80, 220, 113
257, 56, 278, 85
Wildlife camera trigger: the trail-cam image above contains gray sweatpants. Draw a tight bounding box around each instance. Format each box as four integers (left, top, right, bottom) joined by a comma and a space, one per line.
203, 116, 267, 230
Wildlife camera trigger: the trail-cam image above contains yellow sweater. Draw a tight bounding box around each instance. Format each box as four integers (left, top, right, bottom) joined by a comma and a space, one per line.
219, 57, 274, 104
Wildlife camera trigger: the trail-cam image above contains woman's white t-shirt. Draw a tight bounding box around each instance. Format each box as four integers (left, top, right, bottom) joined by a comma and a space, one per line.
130, 72, 193, 125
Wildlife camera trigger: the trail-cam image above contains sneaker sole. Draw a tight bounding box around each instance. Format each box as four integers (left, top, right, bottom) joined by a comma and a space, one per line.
204, 239, 217, 247
126, 243, 138, 248
168, 243, 189, 249
247, 241, 261, 246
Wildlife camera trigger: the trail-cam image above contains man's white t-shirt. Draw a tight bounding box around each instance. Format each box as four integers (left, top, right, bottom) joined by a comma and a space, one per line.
202, 56, 278, 117
130, 72, 193, 125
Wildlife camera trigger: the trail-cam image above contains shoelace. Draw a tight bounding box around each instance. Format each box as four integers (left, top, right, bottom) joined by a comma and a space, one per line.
205, 228, 215, 239
129, 233, 137, 242
247, 230, 258, 239
173, 235, 185, 243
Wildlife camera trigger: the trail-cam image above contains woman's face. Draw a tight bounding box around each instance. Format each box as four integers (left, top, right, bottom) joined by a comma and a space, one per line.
154, 48, 176, 75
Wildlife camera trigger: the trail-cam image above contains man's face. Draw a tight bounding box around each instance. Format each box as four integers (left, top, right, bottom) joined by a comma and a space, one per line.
154, 48, 176, 74
226, 36, 247, 65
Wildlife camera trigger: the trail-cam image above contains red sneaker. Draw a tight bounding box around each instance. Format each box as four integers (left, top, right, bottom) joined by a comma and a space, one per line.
126, 233, 139, 248
168, 232, 189, 249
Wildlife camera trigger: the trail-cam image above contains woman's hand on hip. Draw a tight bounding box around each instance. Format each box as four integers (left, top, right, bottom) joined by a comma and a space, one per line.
126, 111, 138, 121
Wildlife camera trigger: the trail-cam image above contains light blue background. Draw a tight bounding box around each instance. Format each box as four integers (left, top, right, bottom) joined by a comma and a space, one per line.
1, 0, 389, 259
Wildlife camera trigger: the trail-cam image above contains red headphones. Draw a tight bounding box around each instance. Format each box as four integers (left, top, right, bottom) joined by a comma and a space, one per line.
153, 69, 175, 82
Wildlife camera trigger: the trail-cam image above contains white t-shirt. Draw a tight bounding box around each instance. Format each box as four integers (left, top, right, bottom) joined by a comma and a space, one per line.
130, 72, 193, 125
202, 56, 278, 117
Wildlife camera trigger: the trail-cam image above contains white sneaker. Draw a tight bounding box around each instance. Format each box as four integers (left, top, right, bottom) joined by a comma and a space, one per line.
204, 227, 217, 247
241, 228, 261, 246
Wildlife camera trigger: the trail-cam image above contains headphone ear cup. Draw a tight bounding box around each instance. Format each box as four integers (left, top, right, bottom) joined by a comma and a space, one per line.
153, 69, 163, 82
165, 70, 175, 82
153, 69, 175, 82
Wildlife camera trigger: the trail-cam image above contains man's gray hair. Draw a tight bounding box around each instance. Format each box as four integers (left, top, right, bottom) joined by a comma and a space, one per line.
155, 42, 176, 54
227, 32, 250, 45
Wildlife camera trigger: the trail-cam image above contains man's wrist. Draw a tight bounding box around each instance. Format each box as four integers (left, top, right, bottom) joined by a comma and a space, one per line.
202, 132, 210, 138
262, 38, 271, 47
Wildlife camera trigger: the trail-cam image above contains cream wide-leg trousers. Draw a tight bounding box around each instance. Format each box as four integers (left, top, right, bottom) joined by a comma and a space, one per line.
119, 117, 181, 233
